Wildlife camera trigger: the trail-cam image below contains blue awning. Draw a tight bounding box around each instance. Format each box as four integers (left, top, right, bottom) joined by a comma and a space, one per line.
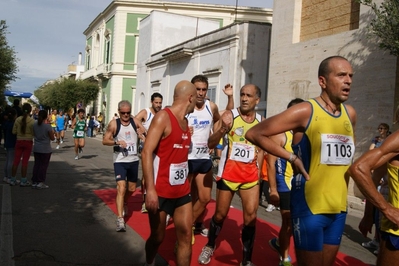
4, 91, 40, 104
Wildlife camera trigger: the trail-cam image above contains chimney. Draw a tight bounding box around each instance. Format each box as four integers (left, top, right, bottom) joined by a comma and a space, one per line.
78, 52, 82, 65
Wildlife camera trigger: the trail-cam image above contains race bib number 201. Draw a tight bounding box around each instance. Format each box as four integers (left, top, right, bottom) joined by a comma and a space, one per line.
229, 142, 255, 163
320, 134, 355, 165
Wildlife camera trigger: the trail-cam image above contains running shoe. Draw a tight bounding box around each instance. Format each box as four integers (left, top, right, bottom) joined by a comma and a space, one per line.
269, 237, 280, 253
279, 260, 293, 266
374, 247, 379, 255
141, 202, 148, 213
60, 140, 63, 144
240, 262, 256, 266
200, 228, 209, 237
56, 145, 60, 149
9, 179, 20, 186
198, 246, 214, 264
116, 217, 126, 232
3, 177, 10, 183
31, 182, 38, 189
20, 181, 31, 187
193, 224, 209, 237
362, 239, 379, 250
266, 204, 276, 212
75, 155, 79, 160
36, 182, 49, 189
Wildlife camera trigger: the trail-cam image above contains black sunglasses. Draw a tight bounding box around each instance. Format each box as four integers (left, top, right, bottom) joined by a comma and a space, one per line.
119, 111, 131, 115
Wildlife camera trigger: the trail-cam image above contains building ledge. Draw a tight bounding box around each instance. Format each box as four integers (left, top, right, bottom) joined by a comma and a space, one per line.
162, 48, 193, 61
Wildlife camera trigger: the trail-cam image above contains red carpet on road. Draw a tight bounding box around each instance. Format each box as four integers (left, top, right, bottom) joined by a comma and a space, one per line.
94, 189, 368, 266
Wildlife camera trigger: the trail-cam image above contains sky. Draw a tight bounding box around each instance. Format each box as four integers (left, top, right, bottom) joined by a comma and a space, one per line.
1, 0, 273, 94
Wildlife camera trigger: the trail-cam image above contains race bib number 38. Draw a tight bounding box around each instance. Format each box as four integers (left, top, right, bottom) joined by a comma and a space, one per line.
320, 134, 355, 165
169, 161, 188, 186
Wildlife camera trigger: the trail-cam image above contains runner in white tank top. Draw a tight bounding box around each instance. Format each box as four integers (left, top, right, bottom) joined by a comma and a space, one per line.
135, 93, 163, 213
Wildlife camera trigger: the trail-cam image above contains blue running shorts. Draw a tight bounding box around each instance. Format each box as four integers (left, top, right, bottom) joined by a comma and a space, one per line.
292, 212, 347, 251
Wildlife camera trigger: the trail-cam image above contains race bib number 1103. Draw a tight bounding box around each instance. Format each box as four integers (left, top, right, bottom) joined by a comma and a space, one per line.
320, 134, 354, 165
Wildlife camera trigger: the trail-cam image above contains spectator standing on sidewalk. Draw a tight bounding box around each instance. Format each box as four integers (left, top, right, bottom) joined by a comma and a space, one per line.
10, 103, 35, 186
87, 115, 96, 138
12, 98, 23, 117
3, 108, 17, 184
97, 112, 104, 134
32, 110, 55, 189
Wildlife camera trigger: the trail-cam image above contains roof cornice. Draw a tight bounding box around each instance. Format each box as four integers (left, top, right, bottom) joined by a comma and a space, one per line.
83, 0, 272, 35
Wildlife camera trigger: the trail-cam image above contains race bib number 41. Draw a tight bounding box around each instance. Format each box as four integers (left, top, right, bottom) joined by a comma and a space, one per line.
320, 134, 355, 165
126, 143, 137, 155
169, 161, 188, 186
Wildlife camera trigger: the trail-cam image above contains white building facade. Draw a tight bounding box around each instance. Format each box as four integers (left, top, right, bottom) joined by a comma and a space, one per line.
80, 0, 272, 123
136, 11, 272, 115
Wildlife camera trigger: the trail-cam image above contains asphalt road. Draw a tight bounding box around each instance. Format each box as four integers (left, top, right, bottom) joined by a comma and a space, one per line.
0, 130, 377, 266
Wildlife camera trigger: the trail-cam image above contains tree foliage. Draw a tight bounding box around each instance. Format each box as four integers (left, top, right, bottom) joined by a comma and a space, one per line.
358, 0, 399, 56
0, 20, 19, 103
34, 78, 99, 112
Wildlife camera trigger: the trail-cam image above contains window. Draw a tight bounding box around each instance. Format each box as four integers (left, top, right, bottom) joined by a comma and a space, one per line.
104, 29, 112, 72
207, 85, 216, 102
85, 45, 91, 70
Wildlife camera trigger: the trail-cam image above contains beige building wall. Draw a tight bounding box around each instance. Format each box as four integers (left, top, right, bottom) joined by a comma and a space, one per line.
301, 0, 359, 41
268, 0, 397, 199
